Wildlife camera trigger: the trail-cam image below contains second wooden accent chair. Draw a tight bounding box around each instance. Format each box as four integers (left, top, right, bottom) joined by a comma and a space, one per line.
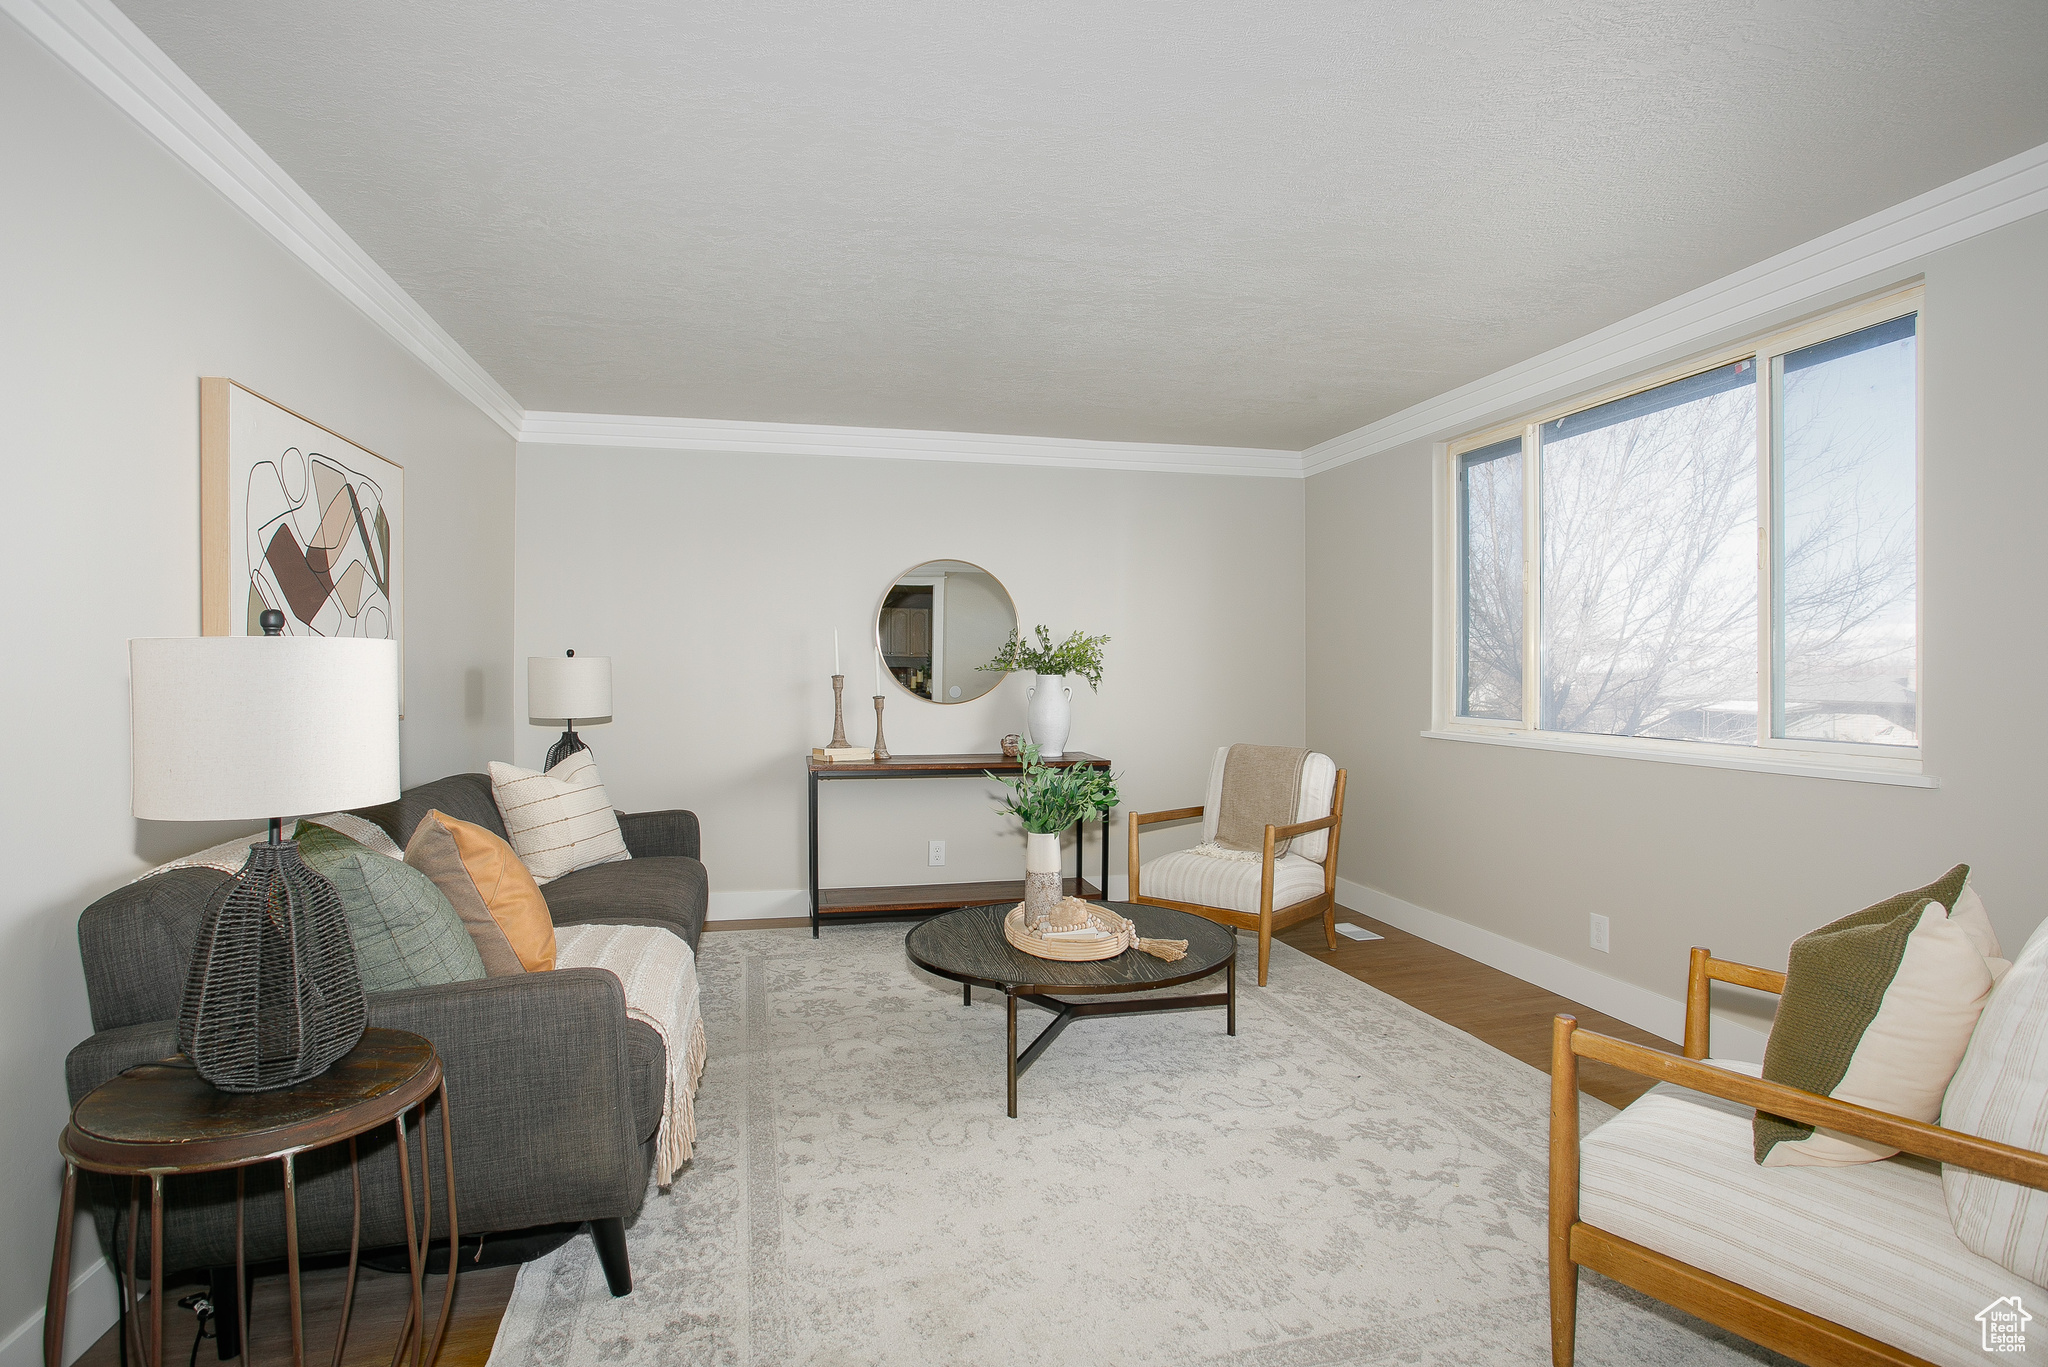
1127, 749, 1347, 985
1550, 948, 2048, 1367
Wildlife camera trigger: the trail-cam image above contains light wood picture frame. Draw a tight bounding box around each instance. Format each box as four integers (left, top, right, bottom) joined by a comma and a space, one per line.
200, 378, 404, 702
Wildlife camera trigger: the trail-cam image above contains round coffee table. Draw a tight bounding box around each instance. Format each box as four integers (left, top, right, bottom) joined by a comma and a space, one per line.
905, 901, 1237, 1117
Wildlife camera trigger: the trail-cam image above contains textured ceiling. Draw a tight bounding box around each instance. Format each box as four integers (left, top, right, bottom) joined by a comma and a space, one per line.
113, 1, 2048, 449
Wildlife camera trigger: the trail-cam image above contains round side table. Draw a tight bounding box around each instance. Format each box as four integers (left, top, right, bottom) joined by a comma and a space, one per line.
45, 1027, 457, 1367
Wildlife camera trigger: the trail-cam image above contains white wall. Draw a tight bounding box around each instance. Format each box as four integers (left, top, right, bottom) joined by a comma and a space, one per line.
0, 20, 516, 1362
1306, 210, 2048, 1054
513, 447, 1306, 915
938, 568, 1011, 702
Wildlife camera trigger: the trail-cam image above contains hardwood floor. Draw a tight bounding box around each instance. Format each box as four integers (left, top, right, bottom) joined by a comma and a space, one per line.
74, 1264, 515, 1367
1275, 909, 1677, 1109
74, 902, 1675, 1367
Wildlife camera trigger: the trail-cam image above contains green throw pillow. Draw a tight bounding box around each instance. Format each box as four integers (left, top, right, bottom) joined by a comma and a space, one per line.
296, 822, 487, 993
1755, 864, 1997, 1166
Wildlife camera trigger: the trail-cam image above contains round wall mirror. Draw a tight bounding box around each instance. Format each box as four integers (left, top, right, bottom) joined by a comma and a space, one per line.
876, 560, 1017, 703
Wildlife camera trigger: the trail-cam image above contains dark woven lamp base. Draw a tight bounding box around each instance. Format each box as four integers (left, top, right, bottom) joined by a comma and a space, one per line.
545, 729, 590, 770
179, 839, 367, 1092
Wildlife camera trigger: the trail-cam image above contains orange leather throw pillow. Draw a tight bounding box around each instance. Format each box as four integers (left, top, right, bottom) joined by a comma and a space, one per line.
404, 809, 556, 973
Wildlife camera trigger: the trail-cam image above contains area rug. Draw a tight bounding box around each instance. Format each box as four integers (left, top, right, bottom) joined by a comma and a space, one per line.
485, 924, 1787, 1367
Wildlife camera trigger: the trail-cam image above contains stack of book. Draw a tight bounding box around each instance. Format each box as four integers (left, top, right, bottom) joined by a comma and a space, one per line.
812, 746, 875, 762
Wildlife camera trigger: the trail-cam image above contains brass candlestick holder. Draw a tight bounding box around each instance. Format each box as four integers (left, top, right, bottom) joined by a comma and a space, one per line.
826, 674, 851, 750
871, 695, 891, 761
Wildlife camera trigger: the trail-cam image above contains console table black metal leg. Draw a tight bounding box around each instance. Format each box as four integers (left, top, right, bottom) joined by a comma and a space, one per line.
808, 769, 820, 937
1070, 813, 1110, 900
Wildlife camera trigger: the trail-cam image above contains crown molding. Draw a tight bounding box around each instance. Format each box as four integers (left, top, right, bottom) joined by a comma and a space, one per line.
517, 411, 1306, 477
1301, 139, 2048, 477
3, 0, 526, 437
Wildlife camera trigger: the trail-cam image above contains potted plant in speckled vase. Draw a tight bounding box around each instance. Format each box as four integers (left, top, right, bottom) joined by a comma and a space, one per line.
987, 743, 1119, 925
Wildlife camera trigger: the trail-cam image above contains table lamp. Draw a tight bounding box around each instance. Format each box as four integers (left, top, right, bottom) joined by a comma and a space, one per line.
130, 612, 401, 1091
529, 650, 613, 769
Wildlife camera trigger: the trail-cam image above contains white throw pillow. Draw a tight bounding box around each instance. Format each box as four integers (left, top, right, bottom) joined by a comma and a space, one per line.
488, 752, 631, 884
1951, 878, 2012, 980
1942, 909, 2048, 1282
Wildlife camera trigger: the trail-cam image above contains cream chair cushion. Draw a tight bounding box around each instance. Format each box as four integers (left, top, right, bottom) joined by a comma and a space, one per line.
1199, 748, 1338, 862
1139, 848, 1326, 917
1581, 1063, 2036, 1367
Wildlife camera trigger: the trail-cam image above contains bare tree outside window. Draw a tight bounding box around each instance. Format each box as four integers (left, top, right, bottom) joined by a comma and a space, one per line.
1539, 362, 1759, 743
1775, 319, 1918, 746
1447, 301, 1919, 758
1459, 439, 1522, 720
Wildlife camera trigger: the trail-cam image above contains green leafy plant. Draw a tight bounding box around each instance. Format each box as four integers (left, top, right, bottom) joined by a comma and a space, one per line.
986, 743, 1119, 834
978, 624, 1110, 691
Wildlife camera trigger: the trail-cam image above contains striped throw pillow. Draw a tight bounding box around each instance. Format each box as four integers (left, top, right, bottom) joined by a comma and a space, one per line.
487, 752, 631, 884
1942, 910, 2048, 1282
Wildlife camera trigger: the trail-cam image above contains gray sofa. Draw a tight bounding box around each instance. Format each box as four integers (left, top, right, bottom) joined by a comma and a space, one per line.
67, 772, 707, 1300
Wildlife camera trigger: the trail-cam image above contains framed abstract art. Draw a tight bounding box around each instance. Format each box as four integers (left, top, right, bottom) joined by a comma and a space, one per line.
200, 378, 403, 697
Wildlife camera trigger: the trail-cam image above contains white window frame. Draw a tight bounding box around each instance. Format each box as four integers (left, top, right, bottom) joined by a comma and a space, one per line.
1428, 285, 1931, 788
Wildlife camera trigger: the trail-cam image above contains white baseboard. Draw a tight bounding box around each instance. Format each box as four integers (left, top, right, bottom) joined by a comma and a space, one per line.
707, 889, 809, 922
1334, 877, 1771, 1063
0, 1255, 117, 1367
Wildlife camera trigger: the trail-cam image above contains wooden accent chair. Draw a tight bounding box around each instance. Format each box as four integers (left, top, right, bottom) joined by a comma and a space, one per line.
1549, 948, 2048, 1367
1127, 749, 1346, 986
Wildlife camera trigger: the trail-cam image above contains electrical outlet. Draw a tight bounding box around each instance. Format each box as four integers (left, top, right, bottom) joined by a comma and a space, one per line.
1589, 913, 1610, 953
929, 840, 946, 867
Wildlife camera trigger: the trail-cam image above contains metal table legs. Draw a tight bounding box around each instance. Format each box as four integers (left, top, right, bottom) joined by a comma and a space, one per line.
388, 1083, 459, 1367
42, 1165, 76, 1367
46, 1084, 458, 1367
997, 954, 1236, 1118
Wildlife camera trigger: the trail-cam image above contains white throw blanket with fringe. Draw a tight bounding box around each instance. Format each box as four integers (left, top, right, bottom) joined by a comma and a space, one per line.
552, 922, 708, 1189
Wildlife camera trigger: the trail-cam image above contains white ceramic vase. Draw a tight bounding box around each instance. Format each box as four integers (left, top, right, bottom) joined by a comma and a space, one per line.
1023, 830, 1063, 923
1027, 672, 1073, 759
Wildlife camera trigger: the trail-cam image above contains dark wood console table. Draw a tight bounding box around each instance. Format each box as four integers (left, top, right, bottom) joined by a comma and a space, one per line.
807, 752, 1113, 937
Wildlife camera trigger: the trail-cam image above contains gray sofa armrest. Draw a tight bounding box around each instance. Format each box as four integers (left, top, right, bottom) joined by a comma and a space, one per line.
616, 808, 700, 861
63, 969, 651, 1271
66, 1018, 180, 1100
544, 859, 707, 950
368, 970, 648, 1228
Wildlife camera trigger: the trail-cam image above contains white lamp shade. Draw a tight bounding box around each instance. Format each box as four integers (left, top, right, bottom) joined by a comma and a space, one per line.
529, 655, 612, 722
130, 637, 401, 821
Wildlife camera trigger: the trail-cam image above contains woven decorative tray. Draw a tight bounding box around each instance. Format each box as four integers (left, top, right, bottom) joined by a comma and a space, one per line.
1003, 899, 1187, 962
